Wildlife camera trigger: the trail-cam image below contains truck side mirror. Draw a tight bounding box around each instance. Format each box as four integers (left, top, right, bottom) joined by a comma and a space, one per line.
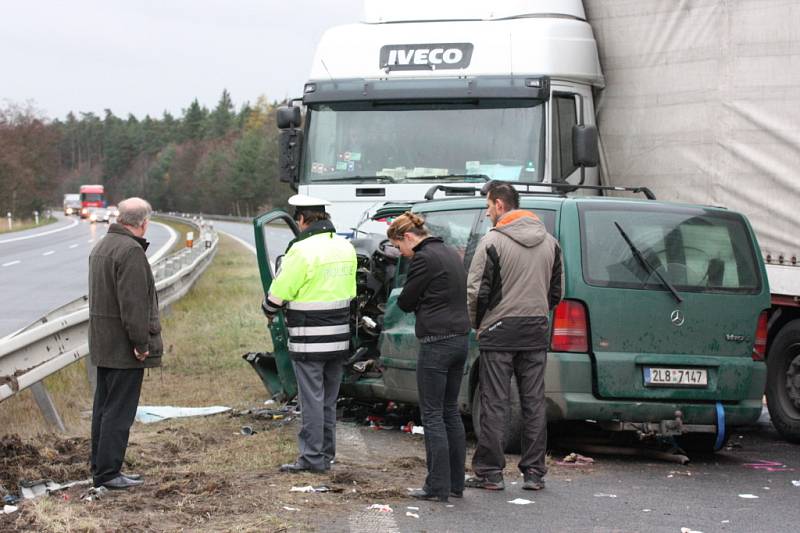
572, 124, 599, 168
276, 106, 302, 129
278, 128, 303, 187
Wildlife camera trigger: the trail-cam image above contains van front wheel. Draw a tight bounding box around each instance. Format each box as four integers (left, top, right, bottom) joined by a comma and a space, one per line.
766, 320, 800, 443
471, 378, 523, 454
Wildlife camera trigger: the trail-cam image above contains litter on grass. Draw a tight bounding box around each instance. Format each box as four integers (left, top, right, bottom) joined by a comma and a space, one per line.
282, 506, 300, 511
20, 479, 91, 499
135, 405, 231, 423
290, 485, 337, 493
2, 505, 18, 515
508, 498, 534, 505
80, 486, 109, 501
368, 504, 393, 513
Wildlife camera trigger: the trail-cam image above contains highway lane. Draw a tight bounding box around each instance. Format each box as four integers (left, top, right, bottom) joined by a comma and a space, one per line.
0, 214, 175, 337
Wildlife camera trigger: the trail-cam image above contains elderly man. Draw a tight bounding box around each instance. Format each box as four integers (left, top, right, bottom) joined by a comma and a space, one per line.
88, 197, 162, 490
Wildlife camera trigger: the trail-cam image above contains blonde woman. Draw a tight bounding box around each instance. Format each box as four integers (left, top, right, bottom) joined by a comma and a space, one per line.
387, 212, 470, 503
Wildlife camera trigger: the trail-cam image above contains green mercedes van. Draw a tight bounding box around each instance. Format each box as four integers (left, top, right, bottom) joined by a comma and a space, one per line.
249, 185, 770, 452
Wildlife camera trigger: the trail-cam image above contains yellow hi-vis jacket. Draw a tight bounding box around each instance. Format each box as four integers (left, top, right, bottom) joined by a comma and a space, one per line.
264, 221, 357, 361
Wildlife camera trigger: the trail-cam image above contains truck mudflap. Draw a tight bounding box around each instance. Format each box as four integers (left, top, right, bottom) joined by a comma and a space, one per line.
243, 352, 297, 402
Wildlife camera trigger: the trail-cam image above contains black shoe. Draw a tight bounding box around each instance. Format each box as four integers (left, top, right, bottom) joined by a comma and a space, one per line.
409, 488, 448, 503
464, 473, 505, 490
99, 475, 143, 490
522, 471, 545, 491
450, 490, 463, 498
279, 462, 326, 474
121, 472, 142, 481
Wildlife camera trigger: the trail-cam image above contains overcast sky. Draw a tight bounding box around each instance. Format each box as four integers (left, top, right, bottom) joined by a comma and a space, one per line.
3, 0, 363, 121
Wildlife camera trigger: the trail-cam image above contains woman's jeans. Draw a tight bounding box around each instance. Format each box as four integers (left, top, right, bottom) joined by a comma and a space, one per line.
416, 334, 468, 497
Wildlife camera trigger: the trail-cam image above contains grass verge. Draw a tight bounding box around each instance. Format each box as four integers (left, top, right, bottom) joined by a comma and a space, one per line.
0, 216, 57, 235
151, 216, 196, 256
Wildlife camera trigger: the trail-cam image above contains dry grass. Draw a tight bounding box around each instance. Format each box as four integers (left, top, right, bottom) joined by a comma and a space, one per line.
151, 216, 196, 256
0, 216, 57, 235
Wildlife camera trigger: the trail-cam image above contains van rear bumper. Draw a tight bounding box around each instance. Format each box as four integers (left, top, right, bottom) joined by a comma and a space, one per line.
545, 352, 765, 427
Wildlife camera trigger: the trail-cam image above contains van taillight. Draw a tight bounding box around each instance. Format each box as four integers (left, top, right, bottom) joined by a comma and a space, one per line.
550, 300, 589, 353
753, 311, 768, 361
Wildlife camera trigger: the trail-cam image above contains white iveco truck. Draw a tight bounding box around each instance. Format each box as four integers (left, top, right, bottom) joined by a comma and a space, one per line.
276, 0, 603, 234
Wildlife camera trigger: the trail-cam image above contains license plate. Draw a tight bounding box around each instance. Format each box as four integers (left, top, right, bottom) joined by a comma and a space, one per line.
643, 367, 708, 387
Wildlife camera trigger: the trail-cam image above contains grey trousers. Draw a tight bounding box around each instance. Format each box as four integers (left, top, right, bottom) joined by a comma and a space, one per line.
292, 358, 343, 470
472, 349, 548, 478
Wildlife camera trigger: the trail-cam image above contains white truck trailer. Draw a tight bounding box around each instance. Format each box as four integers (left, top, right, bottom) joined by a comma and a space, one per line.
585, 0, 800, 441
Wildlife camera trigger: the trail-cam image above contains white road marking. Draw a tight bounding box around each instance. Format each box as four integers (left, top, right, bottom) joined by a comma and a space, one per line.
69, 244, 79, 249
2, 261, 21, 267
219, 230, 256, 255
0, 218, 79, 244
148, 221, 178, 264
42, 251, 55, 256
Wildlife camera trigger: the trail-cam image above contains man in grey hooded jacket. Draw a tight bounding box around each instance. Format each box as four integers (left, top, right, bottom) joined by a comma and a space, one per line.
465, 181, 563, 492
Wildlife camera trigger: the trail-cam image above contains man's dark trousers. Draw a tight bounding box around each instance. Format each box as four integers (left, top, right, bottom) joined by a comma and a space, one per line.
472, 349, 548, 478
91, 367, 144, 486
417, 335, 468, 497
292, 358, 343, 471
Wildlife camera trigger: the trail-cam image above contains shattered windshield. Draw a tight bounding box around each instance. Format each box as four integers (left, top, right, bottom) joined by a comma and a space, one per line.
302, 100, 544, 184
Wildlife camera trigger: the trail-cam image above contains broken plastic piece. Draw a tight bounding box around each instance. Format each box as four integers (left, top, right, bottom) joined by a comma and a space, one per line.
135, 405, 231, 423
283, 506, 300, 511
411, 426, 424, 435
406, 511, 420, 518
593, 493, 617, 498
368, 504, 393, 513
2, 504, 18, 515
508, 498, 534, 505
738, 494, 759, 499
791, 480, 800, 487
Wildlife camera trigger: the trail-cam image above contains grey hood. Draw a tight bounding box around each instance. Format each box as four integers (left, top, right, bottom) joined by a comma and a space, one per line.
492, 210, 548, 248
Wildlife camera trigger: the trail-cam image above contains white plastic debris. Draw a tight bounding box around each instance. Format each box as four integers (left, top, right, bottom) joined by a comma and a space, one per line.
642, 509, 651, 512
406, 511, 420, 518
680, 528, 703, 533
264, 399, 278, 407
368, 504, 393, 513
411, 426, 425, 435
738, 494, 759, 499
446, 504, 454, 508
406, 506, 419, 511
135, 405, 231, 423
792, 480, 800, 487
593, 493, 617, 498
282, 506, 299, 511
3, 505, 18, 515
290, 485, 333, 493
721, 520, 730, 524
508, 498, 534, 505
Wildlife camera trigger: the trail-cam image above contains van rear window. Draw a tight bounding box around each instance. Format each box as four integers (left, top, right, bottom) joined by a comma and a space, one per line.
579, 204, 761, 293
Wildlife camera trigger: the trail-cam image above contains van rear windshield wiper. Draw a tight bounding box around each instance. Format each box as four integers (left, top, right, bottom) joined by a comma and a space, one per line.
406, 173, 490, 182
613, 221, 683, 303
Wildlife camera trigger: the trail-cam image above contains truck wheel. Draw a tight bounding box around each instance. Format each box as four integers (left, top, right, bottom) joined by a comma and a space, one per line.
766, 320, 800, 443
471, 378, 523, 454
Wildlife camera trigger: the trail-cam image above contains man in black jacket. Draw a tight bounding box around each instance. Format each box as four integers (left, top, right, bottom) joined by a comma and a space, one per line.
88, 197, 162, 490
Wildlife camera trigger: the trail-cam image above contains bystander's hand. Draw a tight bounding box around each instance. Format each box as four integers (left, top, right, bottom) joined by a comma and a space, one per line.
134, 348, 149, 362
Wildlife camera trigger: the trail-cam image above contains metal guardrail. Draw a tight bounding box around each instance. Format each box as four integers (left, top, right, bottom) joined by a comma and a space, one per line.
0, 216, 218, 405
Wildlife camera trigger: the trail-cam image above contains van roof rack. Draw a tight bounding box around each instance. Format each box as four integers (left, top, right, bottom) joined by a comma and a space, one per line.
423, 182, 656, 201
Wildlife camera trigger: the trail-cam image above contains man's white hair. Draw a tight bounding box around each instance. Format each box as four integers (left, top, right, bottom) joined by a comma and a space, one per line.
117, 197, 153, 228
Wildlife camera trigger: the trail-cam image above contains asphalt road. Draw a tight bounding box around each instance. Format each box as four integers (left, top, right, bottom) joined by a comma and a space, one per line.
0, 214, 175, 337
330, 412, 800, 533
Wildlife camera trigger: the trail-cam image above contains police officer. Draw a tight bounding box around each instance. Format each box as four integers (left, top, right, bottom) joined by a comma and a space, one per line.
262, 195, 357, 473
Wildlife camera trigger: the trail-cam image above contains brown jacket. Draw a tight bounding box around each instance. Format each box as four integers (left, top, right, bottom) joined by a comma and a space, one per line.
88, 224, 163, 369
467, 210, 563, 350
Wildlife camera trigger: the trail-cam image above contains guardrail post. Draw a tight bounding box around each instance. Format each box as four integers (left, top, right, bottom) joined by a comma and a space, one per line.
30, 382, 66, 432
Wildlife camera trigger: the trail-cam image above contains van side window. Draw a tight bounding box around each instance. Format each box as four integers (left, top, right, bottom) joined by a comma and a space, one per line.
553, 94, 578, 181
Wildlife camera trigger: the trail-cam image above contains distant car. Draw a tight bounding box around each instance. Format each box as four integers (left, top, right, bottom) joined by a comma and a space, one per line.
87, 207, 111, 224
107, 205, 119, 218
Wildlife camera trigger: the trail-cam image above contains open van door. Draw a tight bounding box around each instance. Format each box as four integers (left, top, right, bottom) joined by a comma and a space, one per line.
246, 210, 300, 401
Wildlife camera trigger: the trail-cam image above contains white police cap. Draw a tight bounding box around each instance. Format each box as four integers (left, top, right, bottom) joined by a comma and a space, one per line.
288, 194, 331, 208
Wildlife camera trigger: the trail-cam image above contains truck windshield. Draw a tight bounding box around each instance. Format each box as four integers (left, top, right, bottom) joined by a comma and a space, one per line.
81, 193, 103, 202
579, 205, 761, 293
302, 100, 544, 184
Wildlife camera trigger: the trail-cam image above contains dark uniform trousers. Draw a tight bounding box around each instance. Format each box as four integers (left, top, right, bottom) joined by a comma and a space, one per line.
472, 349, 548, 478
292, 358, 343, 471
91, 367, 144, 486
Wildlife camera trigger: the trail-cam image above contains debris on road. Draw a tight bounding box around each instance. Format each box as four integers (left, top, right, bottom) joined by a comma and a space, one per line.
290, 485, 339, 493
406, 506, 419, 511
792, 480, 800, 487
411, 426, 425, 435
680, 527, 703, 533
135, 405, 231, 423
738, 494, 759, 499
556, 452, 594, 466
406, 511, 420, 518
593, 493, 618, 498
368, 504, 393, 513
742, 460, 794, 472
508, 498, 534, 505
